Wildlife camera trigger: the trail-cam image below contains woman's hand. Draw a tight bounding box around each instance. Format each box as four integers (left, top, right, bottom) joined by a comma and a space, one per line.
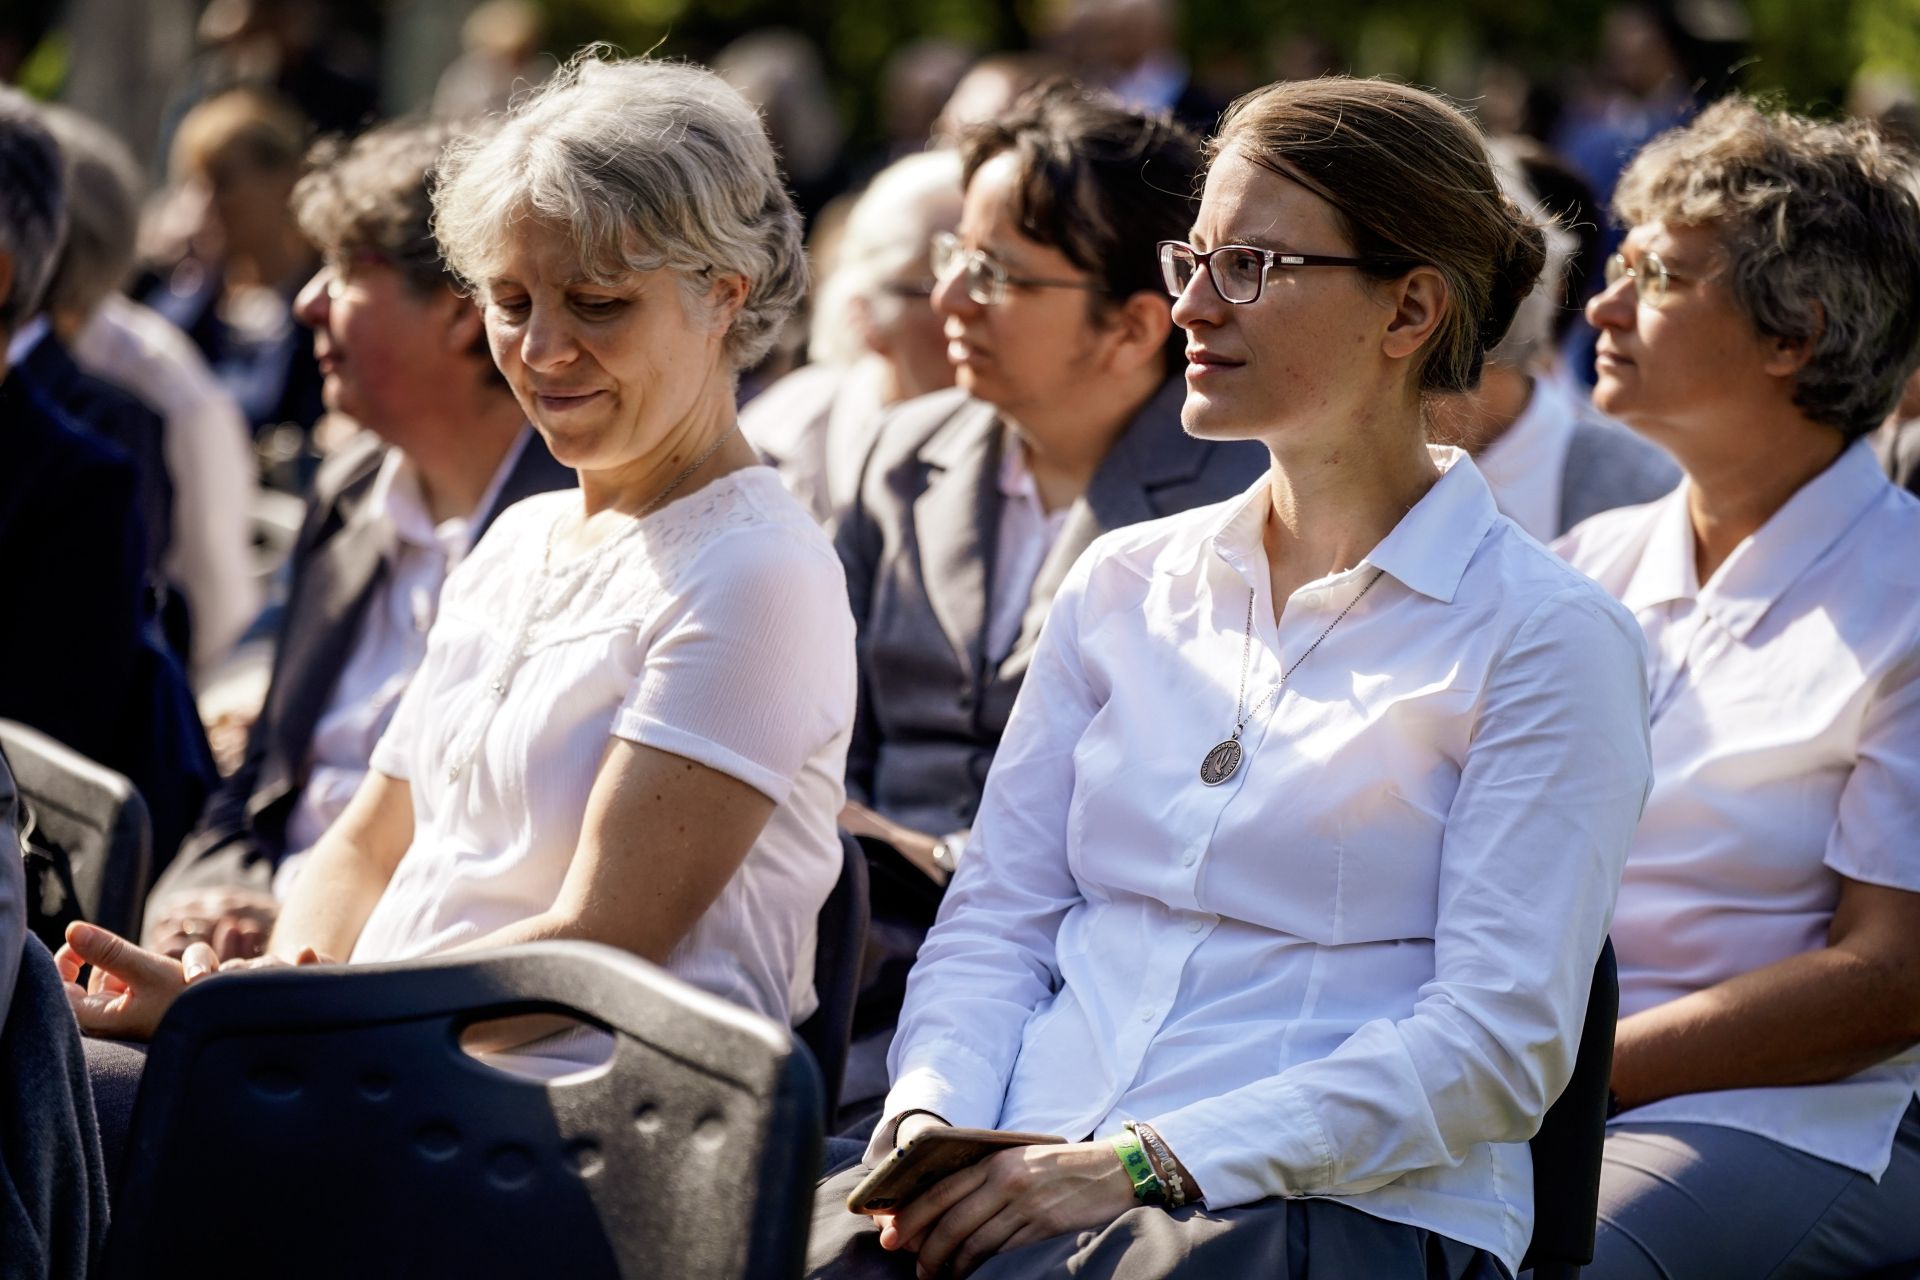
839, 800, 948, 887
55, 922, 214, 1042
879, 1140, 1138, 1278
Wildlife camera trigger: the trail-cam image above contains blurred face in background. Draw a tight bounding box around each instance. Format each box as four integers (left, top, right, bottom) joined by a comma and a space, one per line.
181, 142, 302, 269
293, 251, 473, 447
931, 150, 1117, 424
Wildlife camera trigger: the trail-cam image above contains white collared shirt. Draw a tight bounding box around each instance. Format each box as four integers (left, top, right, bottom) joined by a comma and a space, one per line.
984, 432, 1071, 665
1556, 440, 1920, 1177
876, 448, 1652, 1272
1473, 374, 1581, 542
277, 429, 531, 883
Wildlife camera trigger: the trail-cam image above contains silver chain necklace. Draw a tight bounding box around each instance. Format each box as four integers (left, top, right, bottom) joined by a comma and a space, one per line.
1199, 568, 1385, 786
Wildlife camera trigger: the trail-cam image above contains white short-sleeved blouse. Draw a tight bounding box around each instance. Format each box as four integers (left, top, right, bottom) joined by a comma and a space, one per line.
1557, 440, 1920, 1177
878, 449, 1652, 1272
354, 466, 856, 1027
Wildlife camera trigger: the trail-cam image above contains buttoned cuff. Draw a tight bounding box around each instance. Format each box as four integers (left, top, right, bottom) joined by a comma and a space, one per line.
1147, 1076, 1332, 1209
865, 1044, 1007, 1164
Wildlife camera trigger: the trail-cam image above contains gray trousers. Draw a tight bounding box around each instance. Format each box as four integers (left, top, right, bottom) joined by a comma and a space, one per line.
807, 1163, 1510, 1280
1590, 1099, 1920, 1279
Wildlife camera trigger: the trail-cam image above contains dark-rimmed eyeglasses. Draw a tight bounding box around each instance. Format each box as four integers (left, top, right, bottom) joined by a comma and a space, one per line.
930, 231, 1108, 306
1157, 240, 1385, 305
1603, 249, 1694, 307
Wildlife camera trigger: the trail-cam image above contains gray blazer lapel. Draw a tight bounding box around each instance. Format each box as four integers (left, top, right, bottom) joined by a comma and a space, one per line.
912, 406, 1002, 676
250, 494, 388, 817
999, 379, 1195, 677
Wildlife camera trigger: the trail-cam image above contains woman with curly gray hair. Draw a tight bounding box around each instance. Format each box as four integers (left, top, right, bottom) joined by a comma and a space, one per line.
61, 55, 857, 1067
1557, 98, 1920, 1277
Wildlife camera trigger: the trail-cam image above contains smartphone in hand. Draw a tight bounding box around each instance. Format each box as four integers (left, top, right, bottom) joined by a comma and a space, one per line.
846, 1127, 1066, 1215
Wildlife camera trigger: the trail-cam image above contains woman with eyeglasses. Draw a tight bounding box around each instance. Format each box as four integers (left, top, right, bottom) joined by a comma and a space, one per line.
1555, 100, 1920, 1279
830, 81, 1265, 1105
809, 77, 1651, 1280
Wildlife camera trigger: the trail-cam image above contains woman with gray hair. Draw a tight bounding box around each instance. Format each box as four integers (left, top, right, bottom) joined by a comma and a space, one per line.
1556, 98, 1920, 1277
741, 147, 964, 522
60, 54, 857, 1066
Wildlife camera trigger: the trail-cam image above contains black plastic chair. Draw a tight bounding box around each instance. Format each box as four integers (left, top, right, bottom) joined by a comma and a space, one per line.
0, 718, 151, 944
106, 941, 823, 1280
796, 831, 871, 1125
1522, 939, 1620, 1280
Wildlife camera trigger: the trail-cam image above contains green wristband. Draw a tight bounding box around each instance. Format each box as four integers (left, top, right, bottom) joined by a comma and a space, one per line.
1109, 1128, 1163, 1203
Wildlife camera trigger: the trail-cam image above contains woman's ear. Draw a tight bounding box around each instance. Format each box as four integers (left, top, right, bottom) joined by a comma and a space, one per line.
442, 290, 485, 359
1102, 292, 1175, 376
1380, 265, 1449, 364
707, 271, 751, 337
1763, 302, 1822, 378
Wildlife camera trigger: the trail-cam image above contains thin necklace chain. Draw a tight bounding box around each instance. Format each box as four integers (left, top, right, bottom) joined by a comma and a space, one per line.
1228, 567, 1385, 742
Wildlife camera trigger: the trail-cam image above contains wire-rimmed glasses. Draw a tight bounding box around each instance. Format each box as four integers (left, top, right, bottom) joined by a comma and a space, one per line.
1156, 240, 1386, 305
930, 231, 1108, 306
1604, 249, 1691, 306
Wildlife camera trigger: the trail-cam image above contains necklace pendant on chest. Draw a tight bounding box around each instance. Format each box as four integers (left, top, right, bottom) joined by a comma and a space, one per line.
1199, 738, 1242, 786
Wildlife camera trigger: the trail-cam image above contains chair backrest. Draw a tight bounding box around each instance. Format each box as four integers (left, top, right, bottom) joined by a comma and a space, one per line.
106, 942, 823, 1280
0, 719, 151, 941
795, 831, 870, 1125
1522, 938, 1620, 1280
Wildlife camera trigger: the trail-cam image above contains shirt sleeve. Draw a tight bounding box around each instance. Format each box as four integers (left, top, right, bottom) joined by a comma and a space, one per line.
612, 529, 855, 805
1149, 585, 1653, 1207
867, 546, 1104, 1161
366, 660, 427, 783
1825, 650, 1920, 892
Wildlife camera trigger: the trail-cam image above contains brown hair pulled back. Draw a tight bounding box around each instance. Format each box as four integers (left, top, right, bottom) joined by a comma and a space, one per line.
1212, 77, 1546, 394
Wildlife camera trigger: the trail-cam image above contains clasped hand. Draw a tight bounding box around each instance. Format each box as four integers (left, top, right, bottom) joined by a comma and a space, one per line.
874, 1130, 1138, 1279
54, 921, 335, 1043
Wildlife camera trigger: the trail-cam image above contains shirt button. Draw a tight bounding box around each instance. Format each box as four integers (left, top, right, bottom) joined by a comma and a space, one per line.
1139, 1008, 1155, 1023
446, 765, 461, 782
1187, 917, 1205, 934
1181, 849, 1198, 867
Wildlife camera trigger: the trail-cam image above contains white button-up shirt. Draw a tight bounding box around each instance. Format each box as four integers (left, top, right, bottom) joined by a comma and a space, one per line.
984, 432, 1071, 665
1557, 440, 1920, 1177
278, 430, 530, 876
876, 448, 1652, 1271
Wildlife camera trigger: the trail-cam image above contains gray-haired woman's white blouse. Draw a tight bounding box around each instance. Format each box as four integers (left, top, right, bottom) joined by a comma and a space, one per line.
874, 448, 1652, 1274
354, 467, 857, 1027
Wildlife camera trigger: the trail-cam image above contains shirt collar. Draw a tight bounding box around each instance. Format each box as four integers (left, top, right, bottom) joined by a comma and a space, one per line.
360, 425, 533, 563
1617, 484, 1698, 614
1699, 439, 1889, 640
1210, 445, 1499, 605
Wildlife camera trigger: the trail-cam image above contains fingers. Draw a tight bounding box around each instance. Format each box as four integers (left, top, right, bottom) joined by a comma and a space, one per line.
888, 1161, 991, 1254
64, 922, 183, 992
181, 942, 220, 982
212, 913, 269, 961
53, 942, 84, 985
945, 1208, 1027, 1280
913, 1176, 1018, 1279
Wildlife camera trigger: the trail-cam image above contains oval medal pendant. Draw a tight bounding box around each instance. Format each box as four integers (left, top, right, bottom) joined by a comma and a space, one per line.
1199, 738, 1242, 786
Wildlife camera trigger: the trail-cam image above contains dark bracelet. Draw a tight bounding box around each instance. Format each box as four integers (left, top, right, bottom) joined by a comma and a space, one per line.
1129, 1121, 1189, 1209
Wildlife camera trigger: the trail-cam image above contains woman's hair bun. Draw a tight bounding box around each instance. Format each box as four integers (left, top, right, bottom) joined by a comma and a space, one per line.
1478, 197, 1549, 358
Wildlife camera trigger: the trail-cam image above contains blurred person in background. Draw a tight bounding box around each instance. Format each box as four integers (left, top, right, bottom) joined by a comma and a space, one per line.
715, 28, 849, 223
742, 148, 964, 524
141, 119, 572, 962
1426, 140, 1678, 539
162, 0, 378, 147
1045, 0, 1225, 137
875, 39, 975, 166
431, 0, 551, 123
43, 105, 260, 677
141, 86, 324, 461
833, 83, 1266, 1110
1558, 99, 1920, 1278
0, 86, 149, 789
932, 53, 1069, 149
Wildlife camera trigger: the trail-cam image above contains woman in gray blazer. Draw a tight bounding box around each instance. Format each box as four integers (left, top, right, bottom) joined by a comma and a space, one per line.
833, 83, 1267, 1098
